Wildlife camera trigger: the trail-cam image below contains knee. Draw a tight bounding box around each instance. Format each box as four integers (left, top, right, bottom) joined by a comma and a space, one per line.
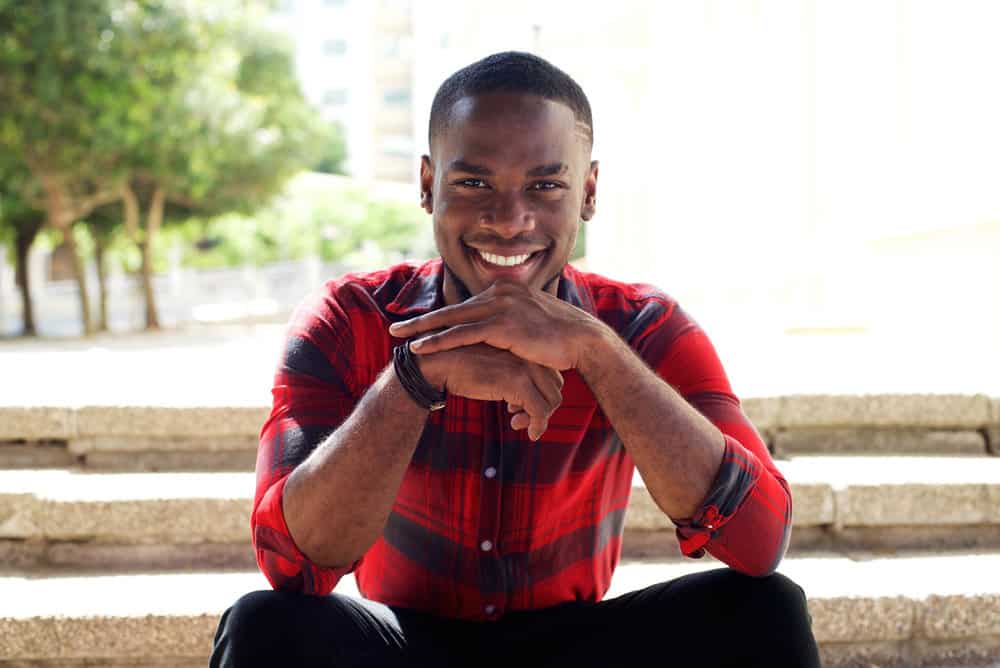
220, 590, 293, 638
728, 571, 814, 642
212, 590, 306, 666
672, 569, 809, 626
732, 572, 819, 665
742, 571, 809, 614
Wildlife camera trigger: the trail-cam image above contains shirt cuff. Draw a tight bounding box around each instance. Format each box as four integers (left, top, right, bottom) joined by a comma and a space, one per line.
673, 435, 762, 559
253, 475, 357, 595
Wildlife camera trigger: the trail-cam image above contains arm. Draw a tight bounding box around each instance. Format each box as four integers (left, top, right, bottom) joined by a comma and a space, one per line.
281, 364, 432, 570
390, 281, 791, 576
578, 308, 791, 575
252, 298, 421, 594
283, 345, 563, 570
575, 324, 725, 522
254, 294, 563, 594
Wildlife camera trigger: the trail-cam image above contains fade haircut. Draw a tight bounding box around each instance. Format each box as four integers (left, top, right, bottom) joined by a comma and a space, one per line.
428, 51, 593, 150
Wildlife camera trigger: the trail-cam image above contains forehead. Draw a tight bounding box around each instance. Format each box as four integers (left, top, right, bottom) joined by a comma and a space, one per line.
433, 92, 588, 165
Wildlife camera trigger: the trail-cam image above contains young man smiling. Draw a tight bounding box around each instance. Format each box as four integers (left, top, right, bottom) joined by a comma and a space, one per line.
211, 52, 820, 667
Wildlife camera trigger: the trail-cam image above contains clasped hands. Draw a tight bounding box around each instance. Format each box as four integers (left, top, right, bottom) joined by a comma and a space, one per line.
389, 281, 600, 441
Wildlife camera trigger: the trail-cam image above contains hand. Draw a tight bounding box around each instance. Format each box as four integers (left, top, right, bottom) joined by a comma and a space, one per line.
389, 280, 601, 371
418, 344, 563, 441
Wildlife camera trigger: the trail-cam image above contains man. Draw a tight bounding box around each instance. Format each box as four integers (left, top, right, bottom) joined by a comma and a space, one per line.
212, 52, 820, 667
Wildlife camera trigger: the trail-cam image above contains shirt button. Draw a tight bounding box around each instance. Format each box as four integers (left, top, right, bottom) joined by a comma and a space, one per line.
480, 539, 493, 552
484, 604, 496, 615
484, 466, 497, 479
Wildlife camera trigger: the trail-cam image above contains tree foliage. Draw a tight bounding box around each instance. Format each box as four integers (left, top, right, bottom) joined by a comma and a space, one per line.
170, 174, 431, 270
0, 0, 330, 333
111, 9, 326, 328
312, 122, 348, 175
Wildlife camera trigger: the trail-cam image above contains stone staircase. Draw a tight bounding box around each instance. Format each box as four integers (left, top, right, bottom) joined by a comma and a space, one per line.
1, 395, 999, 667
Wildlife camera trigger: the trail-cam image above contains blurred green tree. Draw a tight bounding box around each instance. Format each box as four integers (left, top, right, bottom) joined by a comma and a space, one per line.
113, 16, 326, 329
0, 158, 45, 336
1, 0, 326, 332
82, 205, 119, 333
168, 174, 431, 271
0, 0, 231, 332
0, 0, 135, 333
312, 122, 348, 175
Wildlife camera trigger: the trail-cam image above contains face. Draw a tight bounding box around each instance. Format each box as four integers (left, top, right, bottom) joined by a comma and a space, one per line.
420, 92, 599, 304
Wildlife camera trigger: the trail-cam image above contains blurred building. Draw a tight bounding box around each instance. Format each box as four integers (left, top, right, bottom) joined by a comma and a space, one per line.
274, 0, 417, 183
271, 1, 1000, 387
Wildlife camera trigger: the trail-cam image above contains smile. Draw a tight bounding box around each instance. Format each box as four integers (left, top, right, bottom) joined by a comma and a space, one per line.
477, 250, 533, 267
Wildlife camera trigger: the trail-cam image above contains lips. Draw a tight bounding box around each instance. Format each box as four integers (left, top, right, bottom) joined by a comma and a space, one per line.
465, 242, 547, 281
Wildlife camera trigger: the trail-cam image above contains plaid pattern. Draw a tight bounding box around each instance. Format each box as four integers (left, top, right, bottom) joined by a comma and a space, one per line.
253, 259, 791, 620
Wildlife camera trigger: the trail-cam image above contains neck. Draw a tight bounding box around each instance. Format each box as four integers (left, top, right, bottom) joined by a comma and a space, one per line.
442, 264, 473, 305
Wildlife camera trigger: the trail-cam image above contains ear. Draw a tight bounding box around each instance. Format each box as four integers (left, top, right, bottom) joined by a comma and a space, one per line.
580, 160, 599, 221
419, 155, 434, 214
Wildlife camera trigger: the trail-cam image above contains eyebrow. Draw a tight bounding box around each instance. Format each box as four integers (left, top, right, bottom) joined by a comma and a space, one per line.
526, 163, 569, 177
447, 160, 492, 175
446, 160, 569, 178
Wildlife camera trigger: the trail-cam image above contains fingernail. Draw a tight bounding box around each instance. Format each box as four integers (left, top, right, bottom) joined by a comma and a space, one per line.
409, 339, 424, 351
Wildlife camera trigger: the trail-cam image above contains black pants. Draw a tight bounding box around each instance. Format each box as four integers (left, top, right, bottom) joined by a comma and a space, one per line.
211, 568, 820, 667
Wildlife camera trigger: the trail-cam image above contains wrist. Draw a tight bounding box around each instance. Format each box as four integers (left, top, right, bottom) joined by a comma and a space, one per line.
575, 321, 619, 380
393, 343, 446, 410
413, 350, 447, 393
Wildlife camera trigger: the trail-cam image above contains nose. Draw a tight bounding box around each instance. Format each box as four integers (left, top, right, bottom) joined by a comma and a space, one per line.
479, 192, 536, 238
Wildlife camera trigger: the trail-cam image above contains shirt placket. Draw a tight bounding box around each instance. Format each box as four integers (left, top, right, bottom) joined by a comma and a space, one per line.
476, 401, 505, 619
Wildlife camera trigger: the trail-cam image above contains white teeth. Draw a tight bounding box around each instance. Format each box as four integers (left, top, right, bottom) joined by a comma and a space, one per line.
478, 250, 532, 267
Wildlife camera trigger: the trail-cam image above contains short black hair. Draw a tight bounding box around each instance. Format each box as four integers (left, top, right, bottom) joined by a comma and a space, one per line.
428, 51, 593, 149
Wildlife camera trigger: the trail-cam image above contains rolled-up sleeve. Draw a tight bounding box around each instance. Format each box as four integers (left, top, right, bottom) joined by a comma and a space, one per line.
630, 297, 792, 576
252, 291, 364, 595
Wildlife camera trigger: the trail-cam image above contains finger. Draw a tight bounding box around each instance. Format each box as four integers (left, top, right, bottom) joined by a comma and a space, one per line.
512, 375, 554, 442
510, 411, 530, 431
527, 364, 564, 410
389, 300, 498, 338
410, 321, 506, 355
507, 402, 523, 414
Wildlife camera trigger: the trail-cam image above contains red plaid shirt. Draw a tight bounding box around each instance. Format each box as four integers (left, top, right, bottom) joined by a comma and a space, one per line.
253, 259, 791, 620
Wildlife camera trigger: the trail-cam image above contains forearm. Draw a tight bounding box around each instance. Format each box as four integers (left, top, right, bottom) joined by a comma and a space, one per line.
282, 361, 432, 568
577, 324, 725, 520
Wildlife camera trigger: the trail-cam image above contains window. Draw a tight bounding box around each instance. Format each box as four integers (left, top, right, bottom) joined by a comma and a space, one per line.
382, 37, 401, 58
381, 134, 413, 158
323, 39, 347, 57
323, 89, 349, 106
382, 88, 411, 107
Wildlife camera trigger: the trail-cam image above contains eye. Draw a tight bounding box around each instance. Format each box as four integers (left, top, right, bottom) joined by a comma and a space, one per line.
529, 181, 562, 191
456, 178, 489, 189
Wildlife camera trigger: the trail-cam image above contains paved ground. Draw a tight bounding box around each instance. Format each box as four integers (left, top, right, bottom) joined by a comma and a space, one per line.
1, 316, 998, 407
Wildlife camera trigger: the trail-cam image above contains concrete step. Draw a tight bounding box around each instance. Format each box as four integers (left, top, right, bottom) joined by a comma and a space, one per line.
1, 394, 998, 470
2, 456, 1000, 571
1, 552, 998, 667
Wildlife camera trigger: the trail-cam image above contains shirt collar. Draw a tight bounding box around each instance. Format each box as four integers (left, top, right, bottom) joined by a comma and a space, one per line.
384, 258, 597, 318
557, 263, 598, 316
383, 259, 445, 317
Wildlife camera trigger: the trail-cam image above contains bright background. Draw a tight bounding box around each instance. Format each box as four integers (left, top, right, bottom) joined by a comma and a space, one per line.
2, 0, 998, 401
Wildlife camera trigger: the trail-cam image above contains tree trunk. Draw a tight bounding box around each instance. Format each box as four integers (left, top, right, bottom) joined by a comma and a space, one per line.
140, 186, 166, 330
39, 175, 96, 336
94, 234, 109, 333
63, 226, 95, 335
13, 218, 43, 337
